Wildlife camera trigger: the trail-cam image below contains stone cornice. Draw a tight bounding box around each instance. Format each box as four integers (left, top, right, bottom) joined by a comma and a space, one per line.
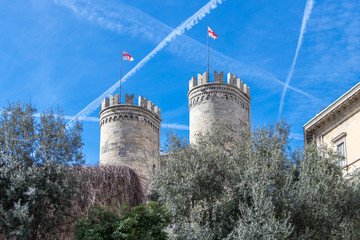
188, 82, 251, 101
332, 132, 347, 143
99, 104, 161, 130
188, 83, 251, 111
304, 82, 360, 142
100, 104, 161, 121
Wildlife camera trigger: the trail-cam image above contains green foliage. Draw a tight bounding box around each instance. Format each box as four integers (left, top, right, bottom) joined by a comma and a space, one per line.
113, 201, 171, 240
0, 102, 84, 239
152, 122, 360, 240
75, 202, 171, 240
75, 206, 119, 240
288, 143, 359, 239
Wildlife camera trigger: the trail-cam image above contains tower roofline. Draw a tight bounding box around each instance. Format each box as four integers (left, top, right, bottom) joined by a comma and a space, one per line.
100, 93, 161, 119
188, 70, 250, 99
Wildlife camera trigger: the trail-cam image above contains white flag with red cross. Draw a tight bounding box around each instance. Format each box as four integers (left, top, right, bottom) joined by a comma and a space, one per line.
208, 26, 218, 39
122, 51, 134, 61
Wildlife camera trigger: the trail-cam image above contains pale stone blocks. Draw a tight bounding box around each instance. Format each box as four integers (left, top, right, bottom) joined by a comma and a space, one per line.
227, 72, 237, 86
214, 70, 224, 83
101, 97, 109, 110
188, 71, 251, 144
198, 72, 209, 85
189, 77, 197, 90
125, 94, 134, 105
99, 94, 161, 193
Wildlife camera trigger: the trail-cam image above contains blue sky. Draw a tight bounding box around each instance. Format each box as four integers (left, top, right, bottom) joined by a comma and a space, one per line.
1, 0, 359, 165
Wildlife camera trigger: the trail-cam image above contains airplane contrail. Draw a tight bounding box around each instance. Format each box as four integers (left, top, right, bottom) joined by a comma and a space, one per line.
278, 0, 315, 118
34, 112, 189, 130
55, 0, 318, 101
66, 0, 225, 127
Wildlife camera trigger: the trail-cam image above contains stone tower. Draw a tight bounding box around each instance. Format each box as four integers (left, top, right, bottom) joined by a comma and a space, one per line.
99, 93, 161, 190
188, 71, 251, 143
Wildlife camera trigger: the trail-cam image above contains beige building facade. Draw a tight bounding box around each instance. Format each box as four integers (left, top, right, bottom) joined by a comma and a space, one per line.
304, 82, 360, 174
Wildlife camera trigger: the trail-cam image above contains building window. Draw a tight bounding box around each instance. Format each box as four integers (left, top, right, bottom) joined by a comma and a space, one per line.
337, 142, 346, 167
332, 132, 347, 168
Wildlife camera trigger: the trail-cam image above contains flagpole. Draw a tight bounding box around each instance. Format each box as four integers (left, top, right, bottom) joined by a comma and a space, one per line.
120, 50, 123, 104
207, 27, 209, 81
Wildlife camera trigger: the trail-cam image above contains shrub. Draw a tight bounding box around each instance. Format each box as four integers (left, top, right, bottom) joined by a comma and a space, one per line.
75, 202, 171, 240
75, 206, 119, 240
113, 202, 171, 240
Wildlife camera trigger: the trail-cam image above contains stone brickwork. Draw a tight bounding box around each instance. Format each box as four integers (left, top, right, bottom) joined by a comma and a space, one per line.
188, 71, 251, 143
99, 93, 161, 192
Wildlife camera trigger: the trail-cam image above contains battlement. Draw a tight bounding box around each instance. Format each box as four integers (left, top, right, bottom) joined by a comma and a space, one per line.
189, 70, 250, 98
100, 93, 161, 118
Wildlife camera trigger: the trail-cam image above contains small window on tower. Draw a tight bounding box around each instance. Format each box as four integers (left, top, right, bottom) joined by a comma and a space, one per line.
337, 142, 346, 167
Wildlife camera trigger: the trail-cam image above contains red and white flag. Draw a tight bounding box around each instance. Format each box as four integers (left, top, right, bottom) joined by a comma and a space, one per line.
122, 51, 134, 61
208, 26, 218, 39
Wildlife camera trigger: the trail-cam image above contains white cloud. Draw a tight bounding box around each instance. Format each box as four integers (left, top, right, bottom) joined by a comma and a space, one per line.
54, 0, 169, 43
278, 0, 315, 118
61, 0, 225, 126
289, 132, 304, 141
33, 113, 99, 122
54, 0, 317, 101
305, 0, 360, 84
63, 115, 99, 122
280, 0, 360, 130
162, 123, 189, 131
54, 0, 323, 127
34, 112, 188, 130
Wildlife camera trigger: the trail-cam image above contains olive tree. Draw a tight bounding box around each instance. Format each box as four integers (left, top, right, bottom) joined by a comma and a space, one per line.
152, 122, 360, 240
0, 102, 84, 239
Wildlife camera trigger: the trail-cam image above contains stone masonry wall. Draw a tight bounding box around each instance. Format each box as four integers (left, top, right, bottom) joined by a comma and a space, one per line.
188, 71, 251, 143
99, 94, 161, 192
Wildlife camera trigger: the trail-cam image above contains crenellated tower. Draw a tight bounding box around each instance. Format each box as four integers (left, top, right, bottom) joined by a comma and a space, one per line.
188, 71, 251, 143
99, 93, 161, 191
